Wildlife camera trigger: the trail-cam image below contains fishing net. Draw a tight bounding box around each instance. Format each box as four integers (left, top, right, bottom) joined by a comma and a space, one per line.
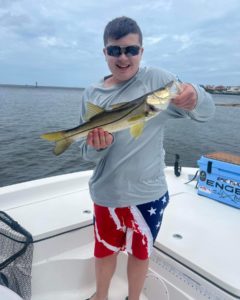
0, 211, 33, 300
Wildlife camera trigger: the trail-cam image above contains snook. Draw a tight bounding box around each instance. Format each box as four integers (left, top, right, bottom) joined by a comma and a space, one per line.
41, 80, 181, 155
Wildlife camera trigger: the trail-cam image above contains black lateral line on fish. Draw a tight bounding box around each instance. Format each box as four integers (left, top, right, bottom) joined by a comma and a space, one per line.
58, 98, 147, 141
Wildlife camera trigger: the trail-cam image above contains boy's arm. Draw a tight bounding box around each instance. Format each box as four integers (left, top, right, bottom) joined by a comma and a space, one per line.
168, 83, 215, 122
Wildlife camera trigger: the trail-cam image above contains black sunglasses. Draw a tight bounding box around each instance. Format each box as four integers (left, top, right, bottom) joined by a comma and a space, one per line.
106, 45, 141, 57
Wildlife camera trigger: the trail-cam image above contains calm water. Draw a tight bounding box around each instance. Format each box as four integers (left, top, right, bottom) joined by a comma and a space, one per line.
0, 85, 239, 187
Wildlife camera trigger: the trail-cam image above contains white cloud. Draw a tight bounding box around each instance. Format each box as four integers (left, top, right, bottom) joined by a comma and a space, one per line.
0, 0, 240, 86
38, 36, 78, 49
131, 0, 172, 11
144, 35, 168, 46
173, 34, 192, 52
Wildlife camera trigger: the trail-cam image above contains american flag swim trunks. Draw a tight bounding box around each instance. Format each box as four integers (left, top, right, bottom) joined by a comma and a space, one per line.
93, 192, 169, 259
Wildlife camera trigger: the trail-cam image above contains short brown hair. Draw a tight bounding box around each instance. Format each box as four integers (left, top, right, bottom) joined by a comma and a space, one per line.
103, 16, 142, 46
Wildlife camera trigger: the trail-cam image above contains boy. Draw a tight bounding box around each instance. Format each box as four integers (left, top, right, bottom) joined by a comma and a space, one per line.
79, 16, 215, 300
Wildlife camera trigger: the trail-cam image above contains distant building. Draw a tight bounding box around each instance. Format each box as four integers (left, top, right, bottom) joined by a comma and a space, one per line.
202, 84, 240, 95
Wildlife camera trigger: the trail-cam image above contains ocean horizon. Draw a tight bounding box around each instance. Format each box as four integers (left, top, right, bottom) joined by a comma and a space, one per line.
0, 85, 239, 188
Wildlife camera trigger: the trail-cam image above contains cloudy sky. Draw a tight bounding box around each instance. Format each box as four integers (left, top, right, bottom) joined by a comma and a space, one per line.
0, 0, 239, 87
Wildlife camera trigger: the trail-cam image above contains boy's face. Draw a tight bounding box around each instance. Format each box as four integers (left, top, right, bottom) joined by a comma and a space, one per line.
103, 33, 143, 85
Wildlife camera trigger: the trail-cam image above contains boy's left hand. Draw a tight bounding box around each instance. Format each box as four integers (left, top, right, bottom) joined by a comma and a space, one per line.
87, 128, 113, 150
171, 83, 197, 111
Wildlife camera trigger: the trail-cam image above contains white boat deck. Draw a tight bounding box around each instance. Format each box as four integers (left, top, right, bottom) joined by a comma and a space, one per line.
0, 167, 240, 299
0, 171, 94, 240
157, 169, 240, 297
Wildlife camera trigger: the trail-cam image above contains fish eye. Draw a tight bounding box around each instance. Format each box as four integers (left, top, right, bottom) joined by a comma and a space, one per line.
149, 104, 158, 112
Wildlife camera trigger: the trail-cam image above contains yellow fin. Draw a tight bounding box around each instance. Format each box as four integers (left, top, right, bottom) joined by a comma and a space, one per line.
85, 102, 104, 120
41, 131, 65, 141
130, 122, 145, 139
53, 139, 72, 156
128, 114, 145, 122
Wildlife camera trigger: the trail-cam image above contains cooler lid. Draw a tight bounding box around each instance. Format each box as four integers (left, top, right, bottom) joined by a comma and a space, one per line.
156, 190, 240, 297
205, 152, 240, 165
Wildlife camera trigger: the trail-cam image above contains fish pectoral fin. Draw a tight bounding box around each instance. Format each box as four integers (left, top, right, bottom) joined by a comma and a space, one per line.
85, 102, 104, 120
41, 131, 65, 141
54, 139, 72, 156
130, 122, 145, 139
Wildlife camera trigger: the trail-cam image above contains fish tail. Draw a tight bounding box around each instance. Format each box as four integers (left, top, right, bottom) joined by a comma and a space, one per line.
53, 139, 72, 156
41, 131, 72, 155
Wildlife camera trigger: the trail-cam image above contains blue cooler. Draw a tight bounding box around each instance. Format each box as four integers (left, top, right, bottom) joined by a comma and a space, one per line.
197, 152, 240, 208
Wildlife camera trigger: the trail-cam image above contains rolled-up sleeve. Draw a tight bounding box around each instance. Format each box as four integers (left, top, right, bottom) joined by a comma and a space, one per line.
188, 84, 215, 122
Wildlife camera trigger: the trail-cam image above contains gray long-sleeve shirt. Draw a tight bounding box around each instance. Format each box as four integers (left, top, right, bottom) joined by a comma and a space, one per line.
78, 67, 215, 207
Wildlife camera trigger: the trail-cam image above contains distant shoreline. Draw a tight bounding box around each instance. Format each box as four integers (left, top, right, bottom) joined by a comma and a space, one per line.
201, 85, 240, 95
1, 83, 240, 95
204, 90, 240, 96
0, 83, 84, 90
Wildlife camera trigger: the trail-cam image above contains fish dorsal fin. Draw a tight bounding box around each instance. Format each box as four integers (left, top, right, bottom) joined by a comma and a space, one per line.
130, 122, 145, 139
85, 102, 104, 120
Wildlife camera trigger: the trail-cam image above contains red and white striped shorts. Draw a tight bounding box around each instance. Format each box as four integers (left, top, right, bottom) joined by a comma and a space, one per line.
93, 192, 169, 260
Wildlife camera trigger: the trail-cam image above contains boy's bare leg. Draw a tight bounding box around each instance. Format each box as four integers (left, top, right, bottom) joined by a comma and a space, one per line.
91, 253, 118, 300
127, 254, 149, 300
